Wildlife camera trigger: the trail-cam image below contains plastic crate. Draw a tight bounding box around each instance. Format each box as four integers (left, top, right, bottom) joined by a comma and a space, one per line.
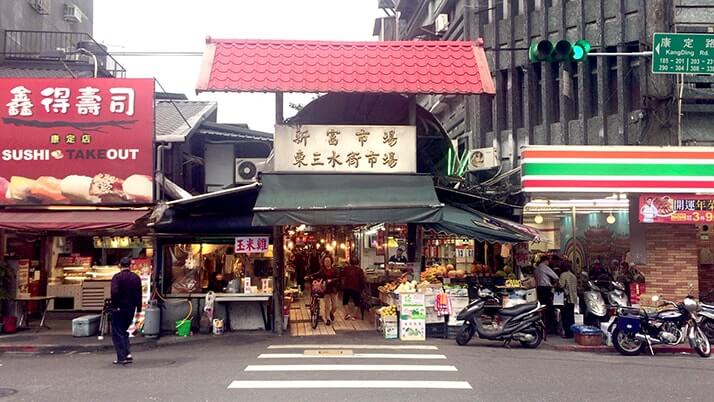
574, 333, 603, 346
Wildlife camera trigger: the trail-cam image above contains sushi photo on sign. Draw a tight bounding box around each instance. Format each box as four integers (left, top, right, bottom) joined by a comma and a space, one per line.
0, 78, 154, 206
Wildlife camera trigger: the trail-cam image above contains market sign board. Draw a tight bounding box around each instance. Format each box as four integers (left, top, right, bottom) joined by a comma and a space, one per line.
0, 78, 154, 206
521, 146, 714, 193
274, 124, 416, 173
235, 236, 269, 254
652, 32, 714, 75
639, 194, 714, 224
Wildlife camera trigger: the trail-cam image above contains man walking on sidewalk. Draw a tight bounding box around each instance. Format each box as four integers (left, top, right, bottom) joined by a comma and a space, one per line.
111, 257, 142, 365
559, 263, 578, 338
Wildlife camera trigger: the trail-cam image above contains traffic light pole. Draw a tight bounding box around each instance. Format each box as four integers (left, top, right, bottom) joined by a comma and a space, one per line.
587, 51, 653, 57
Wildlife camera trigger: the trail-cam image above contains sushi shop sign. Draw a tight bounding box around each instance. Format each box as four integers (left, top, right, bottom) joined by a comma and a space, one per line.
0, 78, 154, 206
274, 124, 416, 173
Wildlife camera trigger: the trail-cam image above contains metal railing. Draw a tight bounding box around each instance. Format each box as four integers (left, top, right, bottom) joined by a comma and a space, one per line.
3, 30, 126, 78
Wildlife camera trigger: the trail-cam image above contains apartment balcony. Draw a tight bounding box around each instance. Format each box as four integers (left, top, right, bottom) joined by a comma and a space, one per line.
3, 29, 126, 78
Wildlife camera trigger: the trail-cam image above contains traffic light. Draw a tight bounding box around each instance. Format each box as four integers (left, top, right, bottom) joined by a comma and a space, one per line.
528, 39, 591, 63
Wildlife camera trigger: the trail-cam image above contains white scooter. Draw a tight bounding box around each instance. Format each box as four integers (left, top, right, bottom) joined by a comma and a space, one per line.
583, 279, 629, 326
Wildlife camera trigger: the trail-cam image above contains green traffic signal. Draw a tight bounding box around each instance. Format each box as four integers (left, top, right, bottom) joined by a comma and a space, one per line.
571, 39, 591, 61
529, 39, 591, 63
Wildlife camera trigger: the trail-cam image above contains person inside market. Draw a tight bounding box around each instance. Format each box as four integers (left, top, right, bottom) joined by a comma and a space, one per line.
341, 255, 366, 321
388, 247, 408, 263
558, 262, 578, 339
535, 254, 559, 334
309, 254, 340, 325
293, 248, 308, 293
208, 271, 227, 292
614, 261, 645, 300
307, 247, 321, 277
110, 256, 142, 365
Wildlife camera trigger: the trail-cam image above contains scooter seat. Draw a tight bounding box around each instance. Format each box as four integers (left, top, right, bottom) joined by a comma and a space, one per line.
499, 302, 539, 316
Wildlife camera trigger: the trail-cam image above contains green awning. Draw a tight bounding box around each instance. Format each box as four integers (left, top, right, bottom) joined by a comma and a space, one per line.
252, 174, 443, 226
423, 205, 532, 243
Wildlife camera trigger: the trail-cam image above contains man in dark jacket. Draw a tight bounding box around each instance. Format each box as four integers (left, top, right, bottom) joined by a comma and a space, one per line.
111, 257, 142, 365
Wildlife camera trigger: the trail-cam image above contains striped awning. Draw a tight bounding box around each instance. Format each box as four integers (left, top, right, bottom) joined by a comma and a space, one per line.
521, 146, 714, 193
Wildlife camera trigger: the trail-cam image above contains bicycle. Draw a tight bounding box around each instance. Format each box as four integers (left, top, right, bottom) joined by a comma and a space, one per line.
307, 278, 326, 329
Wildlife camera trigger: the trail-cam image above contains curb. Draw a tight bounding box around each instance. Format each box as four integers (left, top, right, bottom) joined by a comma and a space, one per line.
545, 343, 694, 354
0, 332, 270, 355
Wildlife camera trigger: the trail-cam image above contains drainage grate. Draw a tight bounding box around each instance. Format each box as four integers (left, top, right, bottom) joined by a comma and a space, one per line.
304, 349, 354, 356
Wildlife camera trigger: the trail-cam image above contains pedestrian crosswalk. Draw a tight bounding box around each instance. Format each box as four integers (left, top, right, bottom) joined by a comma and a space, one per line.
227, 343, 472, 391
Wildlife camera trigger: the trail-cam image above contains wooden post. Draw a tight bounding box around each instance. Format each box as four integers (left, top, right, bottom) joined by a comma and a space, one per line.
275, 92, 284, 125
272, 226, 285, 334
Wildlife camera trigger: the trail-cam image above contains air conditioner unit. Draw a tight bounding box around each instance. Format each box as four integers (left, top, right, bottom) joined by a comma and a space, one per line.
435, 14, 449, 34
63, 3, 83, 23
28, 0, 50, 15
235, 158, 266, 184
466, 147, 499, 172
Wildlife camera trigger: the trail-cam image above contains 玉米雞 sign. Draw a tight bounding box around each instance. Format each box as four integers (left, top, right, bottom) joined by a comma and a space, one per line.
0, 78, 154, 206
235, 236, 270, 254
274, 124, 416, 173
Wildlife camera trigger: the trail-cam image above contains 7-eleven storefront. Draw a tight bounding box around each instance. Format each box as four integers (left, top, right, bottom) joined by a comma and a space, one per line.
521, 145, 714, 302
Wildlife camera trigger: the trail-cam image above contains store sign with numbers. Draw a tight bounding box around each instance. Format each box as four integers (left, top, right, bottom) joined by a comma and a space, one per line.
274, 124, 417, 173
0, 78, 154, 206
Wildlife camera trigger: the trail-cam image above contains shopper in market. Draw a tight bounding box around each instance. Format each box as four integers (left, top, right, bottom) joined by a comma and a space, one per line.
389, 248, 408, 263
313, 254, 340, 325
558, 263, 578, 338
342, 256, 366, 320
110, 257, 142, 365
535, 255, 559, 334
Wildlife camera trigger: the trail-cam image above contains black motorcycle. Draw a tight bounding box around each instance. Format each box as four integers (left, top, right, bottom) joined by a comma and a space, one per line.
610, 294, 711, 358
455, 287, 546, 348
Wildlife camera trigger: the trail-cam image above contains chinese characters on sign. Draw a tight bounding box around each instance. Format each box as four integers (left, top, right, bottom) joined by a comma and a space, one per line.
652, 32, 714, 74
0, 78, 154, 206
639, 194, 714, 224
235, 236, 270, 254
274, 125, 417, 173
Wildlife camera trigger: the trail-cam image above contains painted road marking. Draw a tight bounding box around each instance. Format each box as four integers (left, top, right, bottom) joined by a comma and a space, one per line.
257, 353, 447, 360
228, 380, 472, 389
244, 364, 458, 372
267, 344, 439, 350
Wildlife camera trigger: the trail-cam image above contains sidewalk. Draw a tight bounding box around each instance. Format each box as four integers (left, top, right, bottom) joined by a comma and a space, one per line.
0, 319, 273, 355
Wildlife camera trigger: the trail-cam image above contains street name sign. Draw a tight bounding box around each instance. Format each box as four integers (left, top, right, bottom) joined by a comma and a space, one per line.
652, 32, 714, 74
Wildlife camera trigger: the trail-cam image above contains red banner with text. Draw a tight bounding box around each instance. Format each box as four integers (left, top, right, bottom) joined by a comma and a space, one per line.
639, 194, 714, 224
0, 78, 154, 206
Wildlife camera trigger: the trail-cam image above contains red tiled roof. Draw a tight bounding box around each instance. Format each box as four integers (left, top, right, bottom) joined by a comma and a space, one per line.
196, 39, 495, 95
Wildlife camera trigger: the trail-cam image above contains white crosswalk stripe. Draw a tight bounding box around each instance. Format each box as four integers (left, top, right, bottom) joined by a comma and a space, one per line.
228, 380, 472, 389
244, 364, 458, 371
258, 352, 447, 359
228, 343, 473, 391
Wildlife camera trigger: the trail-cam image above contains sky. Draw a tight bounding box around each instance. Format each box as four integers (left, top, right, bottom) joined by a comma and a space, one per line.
93, 0, 380, 133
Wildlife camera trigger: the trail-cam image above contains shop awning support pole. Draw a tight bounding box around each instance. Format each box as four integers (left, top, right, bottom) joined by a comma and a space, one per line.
571, 206, 577, 266
272, 225, 284, 335
0, 229, 5, 260
275, 92, 284, 124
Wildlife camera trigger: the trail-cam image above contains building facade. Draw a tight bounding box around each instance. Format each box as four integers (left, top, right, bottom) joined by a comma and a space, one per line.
383, 1, 714, 300
384, 0, 714, 171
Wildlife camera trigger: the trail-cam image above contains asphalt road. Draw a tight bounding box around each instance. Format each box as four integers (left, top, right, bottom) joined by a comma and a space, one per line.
1, 332, 713, 402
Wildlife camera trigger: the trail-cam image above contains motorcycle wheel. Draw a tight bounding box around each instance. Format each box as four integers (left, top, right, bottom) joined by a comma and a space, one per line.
456, 323, 475, 346
612, 327, 644, 356
519, 327, 543, 349
691, 327, 712, 358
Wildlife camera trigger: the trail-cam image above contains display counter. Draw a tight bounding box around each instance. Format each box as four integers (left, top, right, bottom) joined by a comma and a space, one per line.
164, 292, 273, 331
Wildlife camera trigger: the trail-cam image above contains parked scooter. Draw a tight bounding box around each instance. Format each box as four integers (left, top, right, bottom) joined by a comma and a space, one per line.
455, 287, 546, 348
610, 293, 711, 358
697, 290, 714, 340
583, 280, 629, 326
